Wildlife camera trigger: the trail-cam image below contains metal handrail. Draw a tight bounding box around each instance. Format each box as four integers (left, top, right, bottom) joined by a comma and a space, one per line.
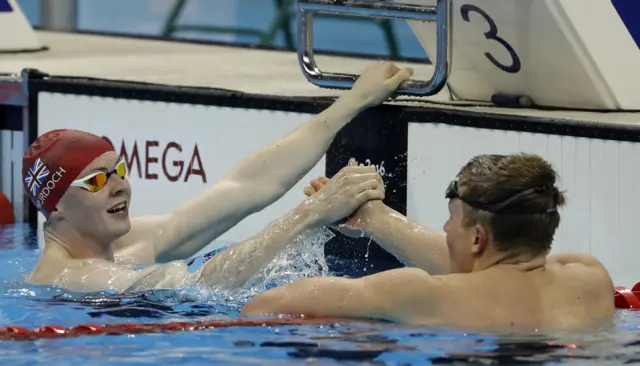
296, 0, 451, 96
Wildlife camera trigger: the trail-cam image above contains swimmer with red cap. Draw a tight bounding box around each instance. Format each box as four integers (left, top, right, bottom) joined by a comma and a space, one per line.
25, 61, 412, 293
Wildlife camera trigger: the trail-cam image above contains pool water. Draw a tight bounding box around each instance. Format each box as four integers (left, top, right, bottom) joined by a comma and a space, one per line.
1, 223, 640, 365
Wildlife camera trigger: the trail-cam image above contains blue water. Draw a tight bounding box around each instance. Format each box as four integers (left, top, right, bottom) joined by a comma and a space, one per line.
2, 223, 640, 365
16, 0, 430, 60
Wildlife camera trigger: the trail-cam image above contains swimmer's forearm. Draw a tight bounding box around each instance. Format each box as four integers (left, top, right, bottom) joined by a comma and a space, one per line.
222, 94, 368, 197
242, 276, 374, 319
193, 203, 320, 289
365, 203, 450, 275
242, 268, 427, 321
242, 277, 345, 317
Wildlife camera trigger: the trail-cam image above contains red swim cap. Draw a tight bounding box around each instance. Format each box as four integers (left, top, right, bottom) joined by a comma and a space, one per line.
22, 129, 115, 218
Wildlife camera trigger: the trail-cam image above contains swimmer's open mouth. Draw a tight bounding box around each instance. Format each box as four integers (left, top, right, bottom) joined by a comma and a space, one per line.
107, 201, 127, 214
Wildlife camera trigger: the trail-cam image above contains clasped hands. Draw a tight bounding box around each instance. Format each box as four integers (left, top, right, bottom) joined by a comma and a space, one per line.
302, 158, 384, 238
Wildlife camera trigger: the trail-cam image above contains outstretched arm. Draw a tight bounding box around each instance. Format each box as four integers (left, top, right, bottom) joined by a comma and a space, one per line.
118, 206, 320, 292
190, 164, 386, 289
118, 62, 413, 263
355, 202, 450, 275
241, 267, 440, 324
304, 178, 450, 274
190, 202, 319, 289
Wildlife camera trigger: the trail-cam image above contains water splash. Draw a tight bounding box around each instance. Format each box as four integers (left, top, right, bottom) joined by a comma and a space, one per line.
186, 227, 335, 306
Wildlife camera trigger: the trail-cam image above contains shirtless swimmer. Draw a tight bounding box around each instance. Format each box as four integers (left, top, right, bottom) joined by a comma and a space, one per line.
25, 61, 412, 293
242, 153, 616, 332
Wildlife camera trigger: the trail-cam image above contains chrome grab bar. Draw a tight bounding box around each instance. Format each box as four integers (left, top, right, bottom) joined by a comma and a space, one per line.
296, 0, 451, 96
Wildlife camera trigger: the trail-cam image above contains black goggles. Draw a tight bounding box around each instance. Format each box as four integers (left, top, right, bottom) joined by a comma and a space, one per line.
445, 180, 557, 214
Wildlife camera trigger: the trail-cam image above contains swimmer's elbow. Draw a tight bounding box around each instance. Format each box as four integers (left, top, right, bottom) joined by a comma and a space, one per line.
155, 261, 191, 289
242, 291, 281, 316
241, 280, 319, 316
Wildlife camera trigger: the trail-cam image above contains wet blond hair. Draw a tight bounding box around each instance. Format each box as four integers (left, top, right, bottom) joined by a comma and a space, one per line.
457, 153, 566, 255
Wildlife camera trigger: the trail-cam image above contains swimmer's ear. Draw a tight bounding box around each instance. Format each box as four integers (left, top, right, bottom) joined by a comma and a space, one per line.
472, 224, 488, 255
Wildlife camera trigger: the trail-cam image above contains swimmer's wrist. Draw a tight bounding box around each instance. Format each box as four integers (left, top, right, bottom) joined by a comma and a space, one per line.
334, 92, 370, 113
293, 200, 325, 229
358, 201, 389, 235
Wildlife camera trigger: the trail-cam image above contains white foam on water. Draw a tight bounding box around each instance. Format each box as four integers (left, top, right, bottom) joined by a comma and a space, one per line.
184, 227, 335, 306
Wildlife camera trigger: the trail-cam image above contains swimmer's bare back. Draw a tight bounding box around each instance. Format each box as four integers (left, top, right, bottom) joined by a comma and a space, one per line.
242, 252, 615, 333
422, 253, 615, 332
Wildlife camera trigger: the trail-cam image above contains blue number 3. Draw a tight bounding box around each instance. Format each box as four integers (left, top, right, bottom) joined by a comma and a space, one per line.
460, 4, 522, 74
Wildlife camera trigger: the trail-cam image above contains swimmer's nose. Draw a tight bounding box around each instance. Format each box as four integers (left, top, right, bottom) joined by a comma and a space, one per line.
107, 174, 129, 197
110, 186, 127, 198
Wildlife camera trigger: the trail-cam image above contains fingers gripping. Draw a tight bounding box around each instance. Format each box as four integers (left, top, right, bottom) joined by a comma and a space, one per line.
304, 176, 331, 197
388, 68, 413, 89
339, 166, 376, 177
342, 172, 381, 187
303, 186, 316, 197
355, 179, 384, 203
310, 179, 325, 191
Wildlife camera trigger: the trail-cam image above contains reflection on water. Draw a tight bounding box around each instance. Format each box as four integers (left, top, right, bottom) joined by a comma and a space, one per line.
1, 223, 640, 365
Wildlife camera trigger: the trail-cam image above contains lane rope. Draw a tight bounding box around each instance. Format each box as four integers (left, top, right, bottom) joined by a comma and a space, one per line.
0, 316, 353, 341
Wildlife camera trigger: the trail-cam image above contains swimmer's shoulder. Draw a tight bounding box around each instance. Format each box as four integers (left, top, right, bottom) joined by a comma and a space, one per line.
546, 252, 612, 282
545, 253, 616, 321
547, 252, 607, 268
26, 249, 75, 286
546, 252, 614, 298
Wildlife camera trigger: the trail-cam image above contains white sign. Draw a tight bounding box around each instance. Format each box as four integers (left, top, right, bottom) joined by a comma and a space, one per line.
37, 92, 325, 254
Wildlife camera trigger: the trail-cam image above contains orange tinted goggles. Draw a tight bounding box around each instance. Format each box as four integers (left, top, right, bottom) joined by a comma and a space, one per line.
70, 158, 127, 193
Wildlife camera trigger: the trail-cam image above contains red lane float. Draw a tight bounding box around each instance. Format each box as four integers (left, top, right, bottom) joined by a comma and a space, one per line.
0, 317, 354, 341
0, 192, 15, 225
614, 283, 640, 309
